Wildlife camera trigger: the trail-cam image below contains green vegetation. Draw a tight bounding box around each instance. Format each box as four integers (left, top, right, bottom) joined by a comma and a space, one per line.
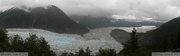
119, 27, 153, 56
23, 34, 55, 56
140, 17, 180, 51
119, 27, 139, 56
10, 35, 25, 52
118, 24, 180, 56
60, 48, 118, 56
177, 30, 180, 48
0, 28, 55, 56
96, 48, 117, 56
0, 28, 10, 51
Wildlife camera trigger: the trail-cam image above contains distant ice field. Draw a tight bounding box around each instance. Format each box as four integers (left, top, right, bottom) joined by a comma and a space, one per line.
109, 26, 157, 33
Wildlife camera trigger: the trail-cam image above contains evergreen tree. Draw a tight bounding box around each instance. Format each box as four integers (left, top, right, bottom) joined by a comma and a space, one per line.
119, 27, 139, 56
96, 48, 117, 56
39, 37, 55, 56
0, 28, 10, 51
24, 34, 55, 56
0, 28, 55, 56
75, 47, 92, 56
60, 52, 74, 56
130, 27, 139, 51
11, 35, 25, 52
177, 30, 180, 48
24, 34, 38, 56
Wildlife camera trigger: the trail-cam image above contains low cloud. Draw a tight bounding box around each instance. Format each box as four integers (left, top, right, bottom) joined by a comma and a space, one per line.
0, 0, 180, 22
112, 15, 137, 20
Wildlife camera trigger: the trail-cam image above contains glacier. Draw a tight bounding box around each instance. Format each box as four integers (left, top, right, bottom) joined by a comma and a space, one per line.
7, 28, 123, 55
6, 26, 156, 55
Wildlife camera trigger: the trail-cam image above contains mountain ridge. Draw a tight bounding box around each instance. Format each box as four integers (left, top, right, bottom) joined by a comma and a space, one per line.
0, 5, 89, 35
70, 15, 163, 29
140, 16, 180, 50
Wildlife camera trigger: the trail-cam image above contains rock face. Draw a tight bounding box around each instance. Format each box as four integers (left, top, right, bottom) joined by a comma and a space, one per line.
110, 29, 130, 43
140, 17, 180, 48
0, 5, 89, 35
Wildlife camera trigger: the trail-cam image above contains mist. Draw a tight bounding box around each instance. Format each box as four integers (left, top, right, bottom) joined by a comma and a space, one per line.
0, 0, 180, 22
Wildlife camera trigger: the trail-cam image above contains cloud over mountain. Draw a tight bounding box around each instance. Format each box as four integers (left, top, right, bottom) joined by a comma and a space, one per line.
0, 0, 180, 22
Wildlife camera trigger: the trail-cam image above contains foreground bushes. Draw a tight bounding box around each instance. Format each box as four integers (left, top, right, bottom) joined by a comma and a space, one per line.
60, 48, 117, 56
0, 28, 55, 56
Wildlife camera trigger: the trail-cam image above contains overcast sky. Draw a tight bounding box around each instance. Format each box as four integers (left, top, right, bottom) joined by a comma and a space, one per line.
0, 0, 180, 22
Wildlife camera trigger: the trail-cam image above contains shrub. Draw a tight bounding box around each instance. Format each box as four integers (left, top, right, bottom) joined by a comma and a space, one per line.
96, 48, 117, 56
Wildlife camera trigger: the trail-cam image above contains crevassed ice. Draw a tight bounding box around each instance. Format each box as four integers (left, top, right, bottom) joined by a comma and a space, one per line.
7, 28, 123, 55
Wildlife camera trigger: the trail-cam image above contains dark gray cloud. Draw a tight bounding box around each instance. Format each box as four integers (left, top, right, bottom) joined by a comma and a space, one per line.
0, 0, 180, 22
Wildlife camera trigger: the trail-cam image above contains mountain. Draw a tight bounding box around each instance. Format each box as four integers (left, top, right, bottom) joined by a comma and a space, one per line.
70, 15, 163, 29
0, 5, 89, 35
140, 17, 180, 50
110, 29, 130, 44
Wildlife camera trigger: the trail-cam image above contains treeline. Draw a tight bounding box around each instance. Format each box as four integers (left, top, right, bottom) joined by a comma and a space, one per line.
60, 48, 117, 56
0, 28, 55, 56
